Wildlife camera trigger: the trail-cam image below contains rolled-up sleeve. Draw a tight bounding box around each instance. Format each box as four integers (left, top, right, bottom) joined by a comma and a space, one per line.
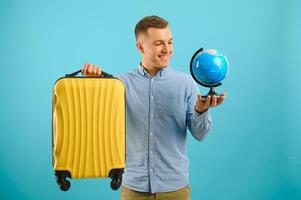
186, 80, 213, 141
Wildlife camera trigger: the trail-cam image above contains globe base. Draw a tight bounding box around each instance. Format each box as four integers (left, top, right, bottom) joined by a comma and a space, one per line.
201, 87, 221, 98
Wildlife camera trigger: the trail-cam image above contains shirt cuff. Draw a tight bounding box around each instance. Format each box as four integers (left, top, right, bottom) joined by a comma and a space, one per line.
192, 109, 212, 126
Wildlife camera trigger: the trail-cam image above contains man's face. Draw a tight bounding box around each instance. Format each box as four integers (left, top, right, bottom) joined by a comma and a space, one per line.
136, 27, 173, 69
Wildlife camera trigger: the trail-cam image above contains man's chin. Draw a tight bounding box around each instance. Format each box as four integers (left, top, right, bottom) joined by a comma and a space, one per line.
158, 62, 170, 68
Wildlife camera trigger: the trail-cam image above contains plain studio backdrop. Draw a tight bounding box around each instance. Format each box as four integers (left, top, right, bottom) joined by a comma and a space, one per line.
0, 0, 300, 199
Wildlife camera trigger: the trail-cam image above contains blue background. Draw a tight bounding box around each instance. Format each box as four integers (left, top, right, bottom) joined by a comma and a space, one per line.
1, 0, 300, 199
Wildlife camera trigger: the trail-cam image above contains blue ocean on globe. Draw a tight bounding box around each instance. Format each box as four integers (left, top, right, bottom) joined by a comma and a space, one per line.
191, 49, 229, 86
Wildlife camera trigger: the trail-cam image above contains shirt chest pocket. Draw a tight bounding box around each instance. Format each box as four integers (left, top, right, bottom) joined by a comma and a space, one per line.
155, 92, 185, 117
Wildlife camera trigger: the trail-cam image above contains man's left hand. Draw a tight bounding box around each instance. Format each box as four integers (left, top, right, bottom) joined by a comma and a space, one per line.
194, 92, 227, 114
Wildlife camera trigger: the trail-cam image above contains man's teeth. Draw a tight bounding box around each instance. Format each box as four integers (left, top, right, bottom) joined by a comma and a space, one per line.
159, 55, 168, 58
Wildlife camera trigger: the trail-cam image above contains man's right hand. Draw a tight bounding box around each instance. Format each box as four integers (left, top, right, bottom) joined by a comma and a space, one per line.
81, 63, 102, 76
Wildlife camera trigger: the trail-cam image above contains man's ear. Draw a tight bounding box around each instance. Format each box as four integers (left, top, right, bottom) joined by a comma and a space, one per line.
136, 41, 144, 54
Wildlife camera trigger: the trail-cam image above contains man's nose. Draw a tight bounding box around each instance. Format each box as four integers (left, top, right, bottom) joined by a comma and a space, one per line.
162, 43, 169, 53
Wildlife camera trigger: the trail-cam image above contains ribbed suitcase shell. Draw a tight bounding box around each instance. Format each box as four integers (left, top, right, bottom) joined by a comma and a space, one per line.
52, 77, 125, 179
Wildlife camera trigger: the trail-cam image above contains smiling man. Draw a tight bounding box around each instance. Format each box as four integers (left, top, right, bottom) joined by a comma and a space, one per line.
135, 24, 173, 76
82, 15, 225, 200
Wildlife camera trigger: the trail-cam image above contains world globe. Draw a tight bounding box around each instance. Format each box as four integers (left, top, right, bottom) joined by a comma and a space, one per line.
190, 48, 229, 96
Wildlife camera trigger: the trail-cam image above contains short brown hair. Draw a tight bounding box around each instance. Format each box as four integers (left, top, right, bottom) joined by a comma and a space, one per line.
134, 15, 169, 40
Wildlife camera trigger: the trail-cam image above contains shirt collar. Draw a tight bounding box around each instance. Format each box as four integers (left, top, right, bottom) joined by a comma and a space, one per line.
137, 62, 170, 78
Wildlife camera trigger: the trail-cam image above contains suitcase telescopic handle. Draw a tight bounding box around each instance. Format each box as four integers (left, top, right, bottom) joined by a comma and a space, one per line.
65, 69, 113, 78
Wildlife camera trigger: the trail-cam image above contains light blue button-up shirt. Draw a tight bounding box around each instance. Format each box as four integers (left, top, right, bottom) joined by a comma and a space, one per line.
118, 64, 212, 193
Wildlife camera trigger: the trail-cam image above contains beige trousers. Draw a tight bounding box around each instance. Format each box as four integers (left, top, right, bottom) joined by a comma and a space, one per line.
120, 185, 190, 200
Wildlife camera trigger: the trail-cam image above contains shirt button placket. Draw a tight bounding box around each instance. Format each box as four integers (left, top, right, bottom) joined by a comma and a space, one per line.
149, 78, 156, 192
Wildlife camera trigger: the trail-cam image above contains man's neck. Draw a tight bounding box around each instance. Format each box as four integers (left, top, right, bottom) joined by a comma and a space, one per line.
140, 62, 161, 77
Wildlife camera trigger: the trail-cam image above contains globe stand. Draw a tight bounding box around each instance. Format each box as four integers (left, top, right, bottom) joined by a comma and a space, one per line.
200, 83, 222, 98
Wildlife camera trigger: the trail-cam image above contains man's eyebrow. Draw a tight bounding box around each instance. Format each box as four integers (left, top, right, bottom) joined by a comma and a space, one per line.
153, 38, 173, 43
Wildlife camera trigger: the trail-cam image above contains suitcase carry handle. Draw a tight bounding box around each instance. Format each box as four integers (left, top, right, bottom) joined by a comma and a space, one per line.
65, 69, 113, 78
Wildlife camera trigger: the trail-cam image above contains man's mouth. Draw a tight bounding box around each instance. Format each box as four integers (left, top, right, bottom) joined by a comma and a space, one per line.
158, 55, 169, 61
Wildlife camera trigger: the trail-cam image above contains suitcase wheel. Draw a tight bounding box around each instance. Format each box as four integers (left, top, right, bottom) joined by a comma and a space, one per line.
110, 175, 122, 190
109, 168, 124, 190
55, 170, 71, 191
58, 179, 70, 191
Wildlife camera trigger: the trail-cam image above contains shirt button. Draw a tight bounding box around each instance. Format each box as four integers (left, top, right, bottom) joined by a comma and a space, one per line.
151, 96, 154, 99
150, 168, 153, 172
150, 151, 153, 154
150, 132, 153, 136
150, 114, 153, 117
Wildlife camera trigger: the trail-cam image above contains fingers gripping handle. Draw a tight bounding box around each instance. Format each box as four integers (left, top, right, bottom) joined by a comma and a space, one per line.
65, 69, 113, 78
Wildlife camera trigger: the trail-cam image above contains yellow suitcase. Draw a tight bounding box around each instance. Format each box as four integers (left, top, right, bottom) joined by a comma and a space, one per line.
52, 69, 125, 191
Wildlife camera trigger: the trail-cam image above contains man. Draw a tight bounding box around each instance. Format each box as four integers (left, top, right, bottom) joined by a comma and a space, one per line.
82, 15, 226, 200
